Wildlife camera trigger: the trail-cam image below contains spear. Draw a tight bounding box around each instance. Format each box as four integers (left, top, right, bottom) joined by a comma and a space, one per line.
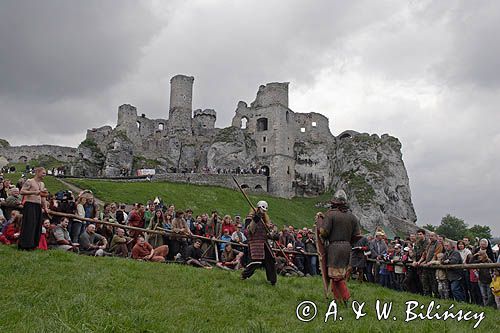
231, 175, 290, 261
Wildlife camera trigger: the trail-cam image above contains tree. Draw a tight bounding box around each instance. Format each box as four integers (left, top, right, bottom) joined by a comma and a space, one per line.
422, 224, 436, 232
436, 214, 468, 240
467, 224, 492, 240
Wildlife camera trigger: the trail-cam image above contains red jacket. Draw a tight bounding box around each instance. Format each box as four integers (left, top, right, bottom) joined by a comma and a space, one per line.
4, 223, 19, 243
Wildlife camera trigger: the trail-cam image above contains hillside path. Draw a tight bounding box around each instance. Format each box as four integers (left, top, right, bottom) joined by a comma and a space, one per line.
56, 178, 105, 206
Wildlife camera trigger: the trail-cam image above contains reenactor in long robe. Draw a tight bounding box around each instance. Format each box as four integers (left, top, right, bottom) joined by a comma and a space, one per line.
317, 190, 362, 303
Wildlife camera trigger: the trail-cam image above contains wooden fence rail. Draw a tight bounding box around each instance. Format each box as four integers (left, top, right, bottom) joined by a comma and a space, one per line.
47, 210, 499, 270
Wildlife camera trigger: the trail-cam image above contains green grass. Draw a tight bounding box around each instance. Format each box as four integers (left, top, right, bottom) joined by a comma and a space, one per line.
65, 178, 330, 229
2, 173, 66, 193
0, 246, 496, 332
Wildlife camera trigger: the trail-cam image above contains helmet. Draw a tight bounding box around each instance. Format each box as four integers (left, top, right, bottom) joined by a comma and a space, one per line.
256, 200, 268, 211
332, 189, 347, 202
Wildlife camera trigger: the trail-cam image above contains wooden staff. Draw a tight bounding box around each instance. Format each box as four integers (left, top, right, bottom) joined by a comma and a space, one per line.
47, 210, 165, 235
213, 240, 219, 262
231, 175, 290, 261
48, 210, 316, 257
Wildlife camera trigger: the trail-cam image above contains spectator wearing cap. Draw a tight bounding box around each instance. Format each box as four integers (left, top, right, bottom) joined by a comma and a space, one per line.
219, 229, 232, 253
294, 233, 306, 274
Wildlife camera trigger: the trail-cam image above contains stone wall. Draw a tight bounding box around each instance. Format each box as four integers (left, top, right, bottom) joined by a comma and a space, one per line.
152, 173, 268, 192
0, 145, 78, 163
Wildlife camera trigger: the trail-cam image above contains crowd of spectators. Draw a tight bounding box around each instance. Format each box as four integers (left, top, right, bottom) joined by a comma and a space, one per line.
1, 171, 499, 310
352, 228, 499, 309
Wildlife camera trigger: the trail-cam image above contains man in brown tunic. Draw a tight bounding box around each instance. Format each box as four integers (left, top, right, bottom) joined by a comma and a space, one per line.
19, 167, 48, 250
317, 190, 361, 302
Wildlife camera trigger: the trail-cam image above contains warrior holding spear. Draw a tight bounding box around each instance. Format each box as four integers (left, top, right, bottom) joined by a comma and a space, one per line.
232, 176, 279, 286
240, 199, 278, 285
316, 189, 362, 303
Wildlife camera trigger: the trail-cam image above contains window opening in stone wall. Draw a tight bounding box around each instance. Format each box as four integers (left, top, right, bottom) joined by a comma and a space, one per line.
158, 123, 164, 130
256, 118, 268, 131
312, 121, 317, 127
263, 147, 266, 153
287, 166, 290, 174
261, 166, 270, 176
240, 117, 248, 129
137, 121, 141, 130
300, 127, 305, 133
263, 136, 267, 142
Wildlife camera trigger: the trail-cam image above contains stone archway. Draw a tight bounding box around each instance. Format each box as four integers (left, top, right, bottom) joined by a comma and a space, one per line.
261, 165, 270, 176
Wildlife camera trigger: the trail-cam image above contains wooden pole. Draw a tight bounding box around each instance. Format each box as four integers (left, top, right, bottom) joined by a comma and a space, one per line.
231, 175, 290, 260
47, 210, 165, 235
366, 258, 500, 270
47, 211, 499, 270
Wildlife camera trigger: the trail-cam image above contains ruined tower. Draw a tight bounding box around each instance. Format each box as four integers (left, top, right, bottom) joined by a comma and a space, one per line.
116, 104, 142, 148
232, 82, 296, 198
169, 75, 194, 132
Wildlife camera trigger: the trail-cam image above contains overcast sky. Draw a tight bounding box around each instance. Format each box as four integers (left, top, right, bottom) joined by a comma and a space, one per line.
1, 0, 498, 236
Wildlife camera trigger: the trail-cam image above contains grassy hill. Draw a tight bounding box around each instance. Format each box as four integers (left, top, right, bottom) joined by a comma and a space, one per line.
2, 173, 66, 193
65, 178, 332, 230
0, 246, 496, 332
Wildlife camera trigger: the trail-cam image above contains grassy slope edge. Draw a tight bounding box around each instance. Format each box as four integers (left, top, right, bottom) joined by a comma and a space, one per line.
0, 246, 496, 332
66, 178, 331, 229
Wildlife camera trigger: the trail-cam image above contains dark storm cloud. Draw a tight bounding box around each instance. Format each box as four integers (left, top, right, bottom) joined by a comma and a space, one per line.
1, 1, 499, 235
0, 0, 161, 100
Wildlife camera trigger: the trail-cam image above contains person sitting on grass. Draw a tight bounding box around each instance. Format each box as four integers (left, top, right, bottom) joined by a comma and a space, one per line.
37, 219, 51, 250
50, 217, 79, 252
109, 228, 133, 257
79, 224, 108, 257
0, 213, 22, 245
217, 243, 243, 270
184, 239, 212, 269
131, 236, 168, 262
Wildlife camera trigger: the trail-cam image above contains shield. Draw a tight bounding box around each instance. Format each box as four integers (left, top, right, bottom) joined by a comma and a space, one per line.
315, 216, 330, 299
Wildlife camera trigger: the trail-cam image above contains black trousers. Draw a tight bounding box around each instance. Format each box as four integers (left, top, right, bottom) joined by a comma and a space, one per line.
19, 202, 43, 250
241, 245, 277, 285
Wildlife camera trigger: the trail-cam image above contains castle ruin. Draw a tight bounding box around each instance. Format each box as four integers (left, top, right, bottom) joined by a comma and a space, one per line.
0, 74, 418, 234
